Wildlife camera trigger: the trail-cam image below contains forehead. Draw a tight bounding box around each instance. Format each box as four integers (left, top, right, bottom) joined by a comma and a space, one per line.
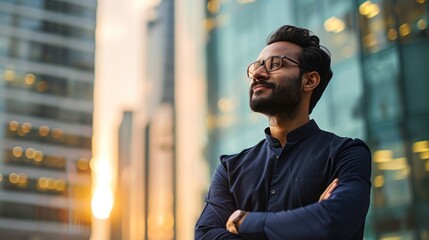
257, 41, 302, 60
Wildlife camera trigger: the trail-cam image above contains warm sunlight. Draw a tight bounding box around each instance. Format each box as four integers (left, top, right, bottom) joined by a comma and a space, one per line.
91, 185, 114, 220
90, 151, 115, 220
92, 0, 146, 238
90, 129, 115, 221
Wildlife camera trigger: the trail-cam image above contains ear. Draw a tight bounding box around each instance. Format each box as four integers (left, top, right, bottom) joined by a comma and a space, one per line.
302, 71, 320, 92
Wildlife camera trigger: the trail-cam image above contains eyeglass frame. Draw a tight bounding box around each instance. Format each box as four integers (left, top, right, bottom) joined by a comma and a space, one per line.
246, 55, 310, 79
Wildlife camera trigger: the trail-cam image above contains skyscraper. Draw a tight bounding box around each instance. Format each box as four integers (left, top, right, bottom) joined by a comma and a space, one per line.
144, 1, 176, 239
0, 0, 96, 239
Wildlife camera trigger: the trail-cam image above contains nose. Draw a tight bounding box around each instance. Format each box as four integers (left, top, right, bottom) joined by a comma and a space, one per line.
251, 64, 269, 81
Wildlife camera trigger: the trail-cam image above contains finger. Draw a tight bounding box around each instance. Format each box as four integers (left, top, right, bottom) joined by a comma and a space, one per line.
326, 178, 338, 194
226, 220, 238, 234
323, 181, 338, 199
324, 178, 338, 198
226, 212, 238, 234
319, 178, 338, 202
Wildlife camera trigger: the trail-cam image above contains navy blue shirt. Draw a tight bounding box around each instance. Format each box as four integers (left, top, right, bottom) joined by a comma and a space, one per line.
195, 120, 372, 240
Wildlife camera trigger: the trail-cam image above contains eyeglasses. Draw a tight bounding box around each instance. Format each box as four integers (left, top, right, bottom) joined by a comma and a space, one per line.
246, 56, 308, 79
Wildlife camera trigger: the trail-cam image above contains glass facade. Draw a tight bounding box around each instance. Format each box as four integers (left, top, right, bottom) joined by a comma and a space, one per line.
358, 0, 429, 239
204, 0, 429, 239
0, 0, 95, 239
205, 0, 296, 171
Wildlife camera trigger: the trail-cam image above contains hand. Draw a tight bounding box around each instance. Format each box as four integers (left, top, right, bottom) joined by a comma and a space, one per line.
226, 210, 249, 234
319, 178, 338, 202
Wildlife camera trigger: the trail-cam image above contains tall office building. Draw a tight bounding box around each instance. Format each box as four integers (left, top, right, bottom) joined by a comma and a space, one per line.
203, 0, 429, 239
0, 0, 96, 239
111, 112, 133, 240
112, 111, 146, 240
144, 0, 176, 239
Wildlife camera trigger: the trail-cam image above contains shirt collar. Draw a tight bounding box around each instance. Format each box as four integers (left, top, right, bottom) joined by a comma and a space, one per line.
264, 119, 320, 147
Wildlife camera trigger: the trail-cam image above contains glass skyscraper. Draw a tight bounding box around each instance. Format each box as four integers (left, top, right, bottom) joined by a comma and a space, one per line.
204, 0, 429, 239
0, 0, 96, 239
145, 0, 176, 239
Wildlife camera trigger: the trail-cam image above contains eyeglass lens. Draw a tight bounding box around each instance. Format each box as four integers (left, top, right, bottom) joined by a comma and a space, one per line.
248, 56, 283, 78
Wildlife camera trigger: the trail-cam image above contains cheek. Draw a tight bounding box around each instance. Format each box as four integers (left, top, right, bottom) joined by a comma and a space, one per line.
280, 76, 299, 88
290, 74, 304, 91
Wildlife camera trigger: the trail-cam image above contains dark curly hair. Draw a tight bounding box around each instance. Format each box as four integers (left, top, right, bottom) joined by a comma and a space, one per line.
266, 25, 333, 114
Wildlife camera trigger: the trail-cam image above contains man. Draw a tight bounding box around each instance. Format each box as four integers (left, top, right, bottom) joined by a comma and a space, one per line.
195, 25, 372, 240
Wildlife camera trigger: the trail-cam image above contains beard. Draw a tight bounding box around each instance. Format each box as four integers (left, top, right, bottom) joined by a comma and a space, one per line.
249, 73, 303, 119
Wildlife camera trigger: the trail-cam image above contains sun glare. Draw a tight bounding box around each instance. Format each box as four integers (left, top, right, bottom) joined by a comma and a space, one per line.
90, 154, 114, 220
91, 185, 114, 220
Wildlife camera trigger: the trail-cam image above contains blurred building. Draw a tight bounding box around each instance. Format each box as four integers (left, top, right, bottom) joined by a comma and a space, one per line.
143, 1, 176, 239
109, 0, 177, 239
111, 112, 132, 240
111, 111, 146, 240
174, 0, 209, 240
203, 0, 429, 239
0, 0, 96, 239
109, 0, 210, 240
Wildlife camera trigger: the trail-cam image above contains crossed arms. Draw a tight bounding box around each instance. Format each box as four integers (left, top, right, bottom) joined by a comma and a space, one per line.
195, 143, 371, 240
225, 178, 339, 234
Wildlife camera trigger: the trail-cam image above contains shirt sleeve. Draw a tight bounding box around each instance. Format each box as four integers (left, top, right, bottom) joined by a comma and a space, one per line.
195, 161, 249, 240
239, 140, 372, 240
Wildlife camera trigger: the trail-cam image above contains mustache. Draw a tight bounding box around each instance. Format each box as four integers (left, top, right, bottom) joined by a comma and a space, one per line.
250, 81, 275, 91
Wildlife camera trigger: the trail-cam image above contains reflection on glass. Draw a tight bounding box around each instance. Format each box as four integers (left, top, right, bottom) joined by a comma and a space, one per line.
1, 69, 93, 100
359, 0, 429, 54
324, 16, 345, 33
359, 0, 395, 54
396, 0, 428, 42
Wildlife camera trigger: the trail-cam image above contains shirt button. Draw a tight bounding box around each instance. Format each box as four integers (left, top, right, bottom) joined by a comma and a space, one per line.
270, 189, 276, 195
275, 155, 279, 159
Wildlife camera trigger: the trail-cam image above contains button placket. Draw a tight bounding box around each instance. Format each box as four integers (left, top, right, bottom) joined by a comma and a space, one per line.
267, 151, 281, 209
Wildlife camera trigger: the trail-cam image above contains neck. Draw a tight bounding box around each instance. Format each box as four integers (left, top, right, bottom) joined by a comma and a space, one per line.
268, 113, 309, 147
